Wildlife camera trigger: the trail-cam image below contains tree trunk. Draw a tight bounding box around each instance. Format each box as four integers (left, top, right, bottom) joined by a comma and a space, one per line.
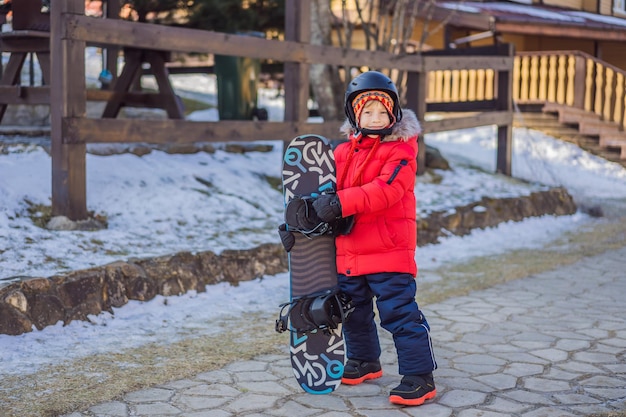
310, 0, 346, 124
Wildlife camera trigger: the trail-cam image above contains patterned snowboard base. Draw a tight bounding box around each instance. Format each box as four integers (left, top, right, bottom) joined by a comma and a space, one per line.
281, 135, 344, 394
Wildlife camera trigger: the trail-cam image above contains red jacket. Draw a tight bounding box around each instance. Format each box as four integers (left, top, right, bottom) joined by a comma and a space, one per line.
335, 109, 421, 277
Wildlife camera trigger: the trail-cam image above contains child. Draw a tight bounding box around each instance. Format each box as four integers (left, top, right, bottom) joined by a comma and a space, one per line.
311, 70, 437, 406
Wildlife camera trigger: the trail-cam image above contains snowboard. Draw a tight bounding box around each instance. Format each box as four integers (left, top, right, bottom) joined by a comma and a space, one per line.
279, 134, 345, 394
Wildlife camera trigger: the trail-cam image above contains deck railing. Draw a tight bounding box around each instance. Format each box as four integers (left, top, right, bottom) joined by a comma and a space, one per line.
513, 50, 626, 130
427, 68, 495, 103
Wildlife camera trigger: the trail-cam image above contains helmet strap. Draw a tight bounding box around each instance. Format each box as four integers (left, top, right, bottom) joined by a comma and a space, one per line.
358, 127, 393, 137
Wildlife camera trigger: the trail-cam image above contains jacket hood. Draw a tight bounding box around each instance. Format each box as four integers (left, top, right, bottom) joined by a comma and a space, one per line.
339, 108, 421, 142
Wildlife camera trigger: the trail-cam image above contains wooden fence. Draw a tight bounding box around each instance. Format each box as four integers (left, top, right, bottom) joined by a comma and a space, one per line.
514, 50, 626, 130
0, 0, 514, 220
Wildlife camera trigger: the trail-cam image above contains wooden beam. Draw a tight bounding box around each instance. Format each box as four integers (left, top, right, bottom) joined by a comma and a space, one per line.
426, 100, 497, 112
0, 35, 49, 53
422, 111, 513, 133
422, 56, 512, 72
0, 86, 50, 104
64, 14, 426, 72
62, 118, 345, 144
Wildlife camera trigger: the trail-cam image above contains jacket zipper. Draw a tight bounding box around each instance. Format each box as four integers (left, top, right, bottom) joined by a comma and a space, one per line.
387, 160, 408, 184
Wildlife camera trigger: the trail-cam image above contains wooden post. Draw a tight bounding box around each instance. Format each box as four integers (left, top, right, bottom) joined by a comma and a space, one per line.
496, 44, 514, 176
406, 68, 427, 176
50, 0, 88, 220
284, 0, 310, 126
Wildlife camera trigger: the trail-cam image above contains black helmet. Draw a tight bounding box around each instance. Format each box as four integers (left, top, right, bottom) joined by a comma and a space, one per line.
344, 71, 403, 130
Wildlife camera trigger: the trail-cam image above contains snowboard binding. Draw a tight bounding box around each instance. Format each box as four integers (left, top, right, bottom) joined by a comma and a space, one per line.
285, 194, 354, 238
275, 288, 354, 334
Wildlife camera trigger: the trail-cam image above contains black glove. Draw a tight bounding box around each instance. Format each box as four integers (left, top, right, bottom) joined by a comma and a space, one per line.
278, 223, 295, 252
312, 194, 342, 223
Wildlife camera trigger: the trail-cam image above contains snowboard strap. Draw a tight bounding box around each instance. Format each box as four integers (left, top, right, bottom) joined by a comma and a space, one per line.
285, 195, 355, 237
284, 195, 330, 237
275, 288, 354, 334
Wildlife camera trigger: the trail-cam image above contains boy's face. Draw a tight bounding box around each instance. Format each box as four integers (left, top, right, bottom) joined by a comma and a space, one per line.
358, 100, 391, 135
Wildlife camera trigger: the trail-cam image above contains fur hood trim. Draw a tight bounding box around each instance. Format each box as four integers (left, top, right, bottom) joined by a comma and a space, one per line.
339, 108, 421, 142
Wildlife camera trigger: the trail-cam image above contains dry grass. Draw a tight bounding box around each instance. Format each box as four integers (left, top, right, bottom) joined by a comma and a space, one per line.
418, 215, 626, 305
3, 214, 626, 417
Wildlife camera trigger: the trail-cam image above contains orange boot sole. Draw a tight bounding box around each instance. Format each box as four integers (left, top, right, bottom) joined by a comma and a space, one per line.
389, 388, 437, 406
341, 369, 383, 385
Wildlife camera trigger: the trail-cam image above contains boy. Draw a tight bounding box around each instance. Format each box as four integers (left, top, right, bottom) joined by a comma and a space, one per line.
311, 71, 437, 406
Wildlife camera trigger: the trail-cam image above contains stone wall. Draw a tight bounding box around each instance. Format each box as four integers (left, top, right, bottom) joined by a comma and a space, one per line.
0, 187, 577, 336
417, 186, 577, 245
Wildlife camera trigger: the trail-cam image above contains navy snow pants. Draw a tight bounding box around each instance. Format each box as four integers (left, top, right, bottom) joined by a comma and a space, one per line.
338, 272, 437, 376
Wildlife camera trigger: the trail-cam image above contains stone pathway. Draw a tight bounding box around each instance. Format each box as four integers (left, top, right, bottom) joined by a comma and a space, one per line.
63, 246, 626, 417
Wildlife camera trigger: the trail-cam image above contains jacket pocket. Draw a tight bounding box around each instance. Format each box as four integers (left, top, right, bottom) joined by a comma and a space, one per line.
377, 217, 396, 249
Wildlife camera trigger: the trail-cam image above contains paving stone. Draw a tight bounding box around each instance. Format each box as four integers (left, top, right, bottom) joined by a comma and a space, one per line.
194, 370, 234, 384
159, 379, 202, 390
473, 373, 518, 390
179, 410, 232, 417
457, 410, 510, 417
502, 362, 545, 377
437, 376, 493, 392
173, 394, 229, 410
484, 396, 531, 414
133, 402, 181, 416
357, 409, 412, 417
521, 377, 571, 392
313, 412, 357, 417
529, 348, 569, 362
225, 360, 268, 372
236, 380, 291, 394
552, 392, 603, 405
437, 390, 487, 407
348, 394, 394, 409
267, 399, 320, 416
572, 351, 618, 363
554, 338, 591, 351
403, 403, 453, 417
578, 375, 626, 387
124, 387, 175, 403
87, 401, 128, 416
555, 361, 604, 374
583, 387, 626, 399
224, 393, 278, 413
541, 367, 579, 381
181, 384, 241, 397
501, 389, 556, 406
234, 370, 279, 382
521, 406, 577, 416
293, 392, 350, 411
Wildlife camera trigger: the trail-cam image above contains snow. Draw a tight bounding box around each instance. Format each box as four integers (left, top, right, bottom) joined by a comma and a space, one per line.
1, 50, 626, 378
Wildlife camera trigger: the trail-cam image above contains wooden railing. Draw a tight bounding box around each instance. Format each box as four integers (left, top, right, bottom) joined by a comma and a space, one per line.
427, 69, 495, 103
513, 50, 626, 130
